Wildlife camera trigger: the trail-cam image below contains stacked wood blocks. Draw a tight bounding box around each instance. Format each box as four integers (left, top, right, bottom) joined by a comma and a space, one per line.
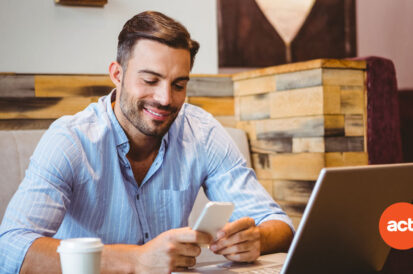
233, 59, 368, 228
0, 74, 235, 129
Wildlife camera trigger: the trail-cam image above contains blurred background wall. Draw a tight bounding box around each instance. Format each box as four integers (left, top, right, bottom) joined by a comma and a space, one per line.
0, 0, 411, 90
0, 0, 218, 74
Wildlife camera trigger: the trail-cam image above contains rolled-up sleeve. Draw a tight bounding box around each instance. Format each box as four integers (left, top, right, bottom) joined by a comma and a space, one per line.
0, 128, 78, 273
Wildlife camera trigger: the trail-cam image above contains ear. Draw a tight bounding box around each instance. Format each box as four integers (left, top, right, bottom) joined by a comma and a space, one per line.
109, 61, 123, 88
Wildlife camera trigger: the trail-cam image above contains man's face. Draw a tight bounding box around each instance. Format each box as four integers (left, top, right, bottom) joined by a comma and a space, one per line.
118, 39, 191, 137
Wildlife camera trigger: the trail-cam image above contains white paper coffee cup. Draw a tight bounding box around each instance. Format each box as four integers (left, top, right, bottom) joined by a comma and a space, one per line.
57, 238, 104, 274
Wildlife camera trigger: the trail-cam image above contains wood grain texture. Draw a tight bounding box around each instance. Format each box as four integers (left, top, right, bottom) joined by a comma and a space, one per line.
340, 87, 364, 114
232, 59, 366, 81
254, 115, 344, 139
277, 200, 307, 217
292, 137, 325, 153
276, 68, 364, 91
0, 97, 99, 119
35, 75, 113, 97
188, 97, 234, 116
270, 86, 341, 118
0, 119, 54, 130
272, 180, 315, 203
270, 153, 325, 180
187, 76, 233, 97
252, 152, 325, 181
325, 152, 368, 167
251, 153, 273, 179
236, 93, 270, 120
233, 75, 276, 96
236, 121, 257, 140
276, 68, 322, 91
292, 136, 364, 153
0, 75, 35, 97
344, 114, 364, 136
324, 136, 364, 152
251, 137, 292, 153
323, 69, 364, 86
214, 115, 236, 128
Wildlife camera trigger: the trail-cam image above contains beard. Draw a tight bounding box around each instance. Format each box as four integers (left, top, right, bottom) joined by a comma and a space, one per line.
118, 85, 180, 138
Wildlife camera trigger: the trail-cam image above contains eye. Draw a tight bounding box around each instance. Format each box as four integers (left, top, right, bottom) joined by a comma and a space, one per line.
174, 83, 185, 91
143, 78, 158, 85
173, 81, 187, 91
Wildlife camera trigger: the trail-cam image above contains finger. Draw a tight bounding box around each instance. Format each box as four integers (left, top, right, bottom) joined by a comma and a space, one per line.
172, 242, 202, 257
172, 227, 212, 244
217, 217, 255, 240
211, 228, 259, 252
224, 250, 260, 263
173, 255, 197, 268
213, 240, 252, 255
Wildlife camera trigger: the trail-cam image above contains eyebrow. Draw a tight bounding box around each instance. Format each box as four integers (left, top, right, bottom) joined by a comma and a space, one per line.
138, 69, 190, 82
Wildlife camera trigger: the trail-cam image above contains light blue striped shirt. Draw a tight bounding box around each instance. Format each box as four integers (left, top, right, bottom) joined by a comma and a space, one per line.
0, 91, 292, 273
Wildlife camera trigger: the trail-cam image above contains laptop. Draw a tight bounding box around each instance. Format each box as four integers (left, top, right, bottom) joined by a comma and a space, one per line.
175, 163, 413, 273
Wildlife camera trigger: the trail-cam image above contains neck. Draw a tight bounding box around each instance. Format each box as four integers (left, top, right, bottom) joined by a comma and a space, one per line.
114, 101, 163, 162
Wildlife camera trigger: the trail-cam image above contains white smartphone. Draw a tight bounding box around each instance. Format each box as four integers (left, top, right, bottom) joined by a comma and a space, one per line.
191, 201, 234, 240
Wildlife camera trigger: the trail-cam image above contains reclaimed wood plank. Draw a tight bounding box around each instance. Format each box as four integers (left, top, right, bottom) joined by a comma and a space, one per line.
325, 152, 368, 167
255, 115, 345, 139
324, 136, 364, 152
251, 153, 273, 179
251, 138, 292, 153
340, 86, 364, 114
232, 59, 366, 81
270, 86, 341, 118
292, 136, 364, 153
0, 75, 35, 97
237, 93, 270, 121
0, 97, 99, 119
292, 137, 325, 153
233, 75, 276, 96
0, 119, 54, 130
214, 115, 236, 128
276, 68, 364, 91
272, 180, 315, 203
270, 153, 325, 181
236, 121, 257, 140
253, 152, 325, 181
188, 97, 234, 116
35, 75, 113, 97
323, 69, 364, 86
276, 68, 322, 91
344, 114, 364, 136
187, 76, 233, 97
277, 200, 307, 217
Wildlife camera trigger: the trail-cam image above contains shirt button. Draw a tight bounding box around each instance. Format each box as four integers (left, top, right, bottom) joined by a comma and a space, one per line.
145, 233, 149, 238
136, 194, 139, 200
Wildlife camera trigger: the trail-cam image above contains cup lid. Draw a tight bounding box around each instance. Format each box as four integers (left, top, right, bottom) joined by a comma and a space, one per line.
57, 238, 104, 253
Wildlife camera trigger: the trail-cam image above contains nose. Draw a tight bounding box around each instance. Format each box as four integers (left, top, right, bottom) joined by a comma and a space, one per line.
153, 82, 172, 106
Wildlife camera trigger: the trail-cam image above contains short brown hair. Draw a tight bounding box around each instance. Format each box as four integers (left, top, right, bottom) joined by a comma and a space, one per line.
117, 11, 199, 69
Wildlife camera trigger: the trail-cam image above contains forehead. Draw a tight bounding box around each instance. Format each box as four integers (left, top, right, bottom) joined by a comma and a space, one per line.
127, 39, 191, 76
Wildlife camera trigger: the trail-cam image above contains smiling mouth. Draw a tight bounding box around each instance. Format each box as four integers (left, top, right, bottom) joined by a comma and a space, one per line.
143, 107, 171, 121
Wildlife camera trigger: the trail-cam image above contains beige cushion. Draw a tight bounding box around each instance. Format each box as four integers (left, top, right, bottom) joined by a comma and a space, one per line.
0, 130, 45, 221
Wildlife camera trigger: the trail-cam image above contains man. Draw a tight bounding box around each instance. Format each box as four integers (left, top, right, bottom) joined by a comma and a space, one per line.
0, 11, 293, 273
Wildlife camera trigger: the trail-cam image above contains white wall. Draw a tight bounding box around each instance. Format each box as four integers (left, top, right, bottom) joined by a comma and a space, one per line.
0, 0, 218, 74
357, 0, 413, 90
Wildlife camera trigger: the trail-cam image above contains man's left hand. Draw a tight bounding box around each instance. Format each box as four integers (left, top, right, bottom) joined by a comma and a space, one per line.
209, 217, 260, 262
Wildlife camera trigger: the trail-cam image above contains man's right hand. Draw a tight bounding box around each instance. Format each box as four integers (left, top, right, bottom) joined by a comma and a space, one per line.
135, 227, 212, 273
